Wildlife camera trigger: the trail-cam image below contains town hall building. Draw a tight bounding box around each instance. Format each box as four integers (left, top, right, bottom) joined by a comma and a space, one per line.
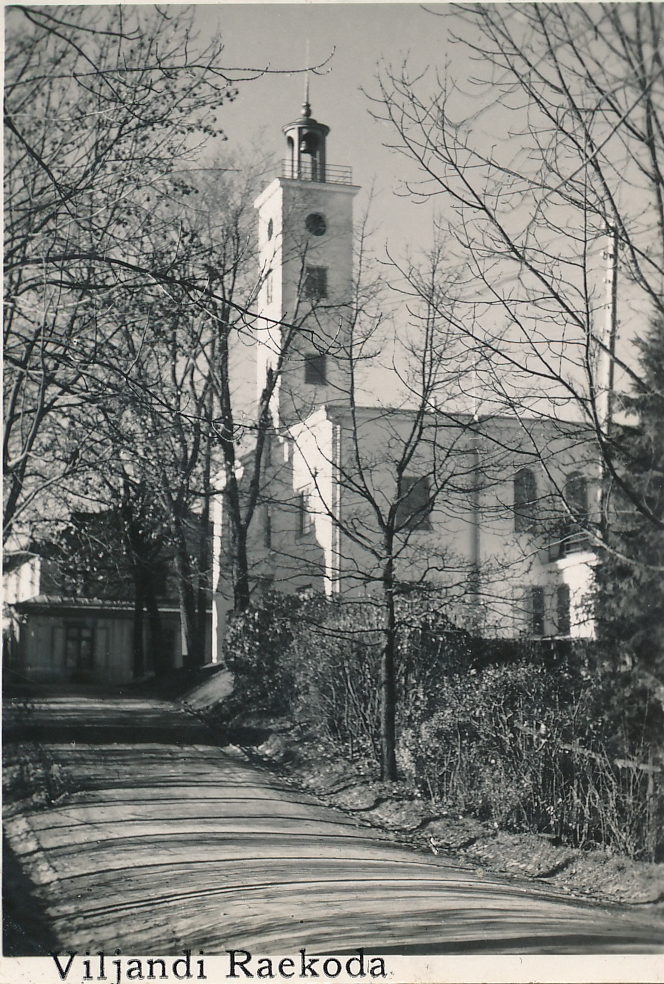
211, 97, 598, 660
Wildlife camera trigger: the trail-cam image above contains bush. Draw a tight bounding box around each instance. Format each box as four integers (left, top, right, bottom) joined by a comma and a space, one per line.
402, 659, 662, 856
222, 588, 663, 858
223, 592, 310, 717
286, 598, 383, 758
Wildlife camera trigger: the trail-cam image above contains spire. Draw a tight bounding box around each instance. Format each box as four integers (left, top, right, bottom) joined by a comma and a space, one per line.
282, 46, 330, 182
302, 41, 311, 118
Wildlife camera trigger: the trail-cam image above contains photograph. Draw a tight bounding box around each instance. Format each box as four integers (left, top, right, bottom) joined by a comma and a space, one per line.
3, 2, 664, 980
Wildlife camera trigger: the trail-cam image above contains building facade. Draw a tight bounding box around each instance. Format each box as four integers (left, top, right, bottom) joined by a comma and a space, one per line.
3, 554, 198, 685
211, 99, 598, 658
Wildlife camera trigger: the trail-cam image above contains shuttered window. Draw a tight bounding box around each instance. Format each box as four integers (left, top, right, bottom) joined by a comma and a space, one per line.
556, 584, 571, 636
531, 587, 545, 637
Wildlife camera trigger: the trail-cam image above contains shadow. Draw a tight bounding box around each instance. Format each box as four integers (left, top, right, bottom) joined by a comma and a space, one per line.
3, 835, 60, 956
3, 665, 224, 702
4, 722, 215, 744
207, 720, 274, 748
3, 686, 229, 747
340, 933, 664, 955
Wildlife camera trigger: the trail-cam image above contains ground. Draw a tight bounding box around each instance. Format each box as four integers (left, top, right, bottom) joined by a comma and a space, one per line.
2, 679, 663, 957
186, 658, 664, 912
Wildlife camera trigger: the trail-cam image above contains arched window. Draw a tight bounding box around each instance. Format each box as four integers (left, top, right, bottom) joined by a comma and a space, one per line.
514, 468, 538, 532
565, 472, 588, 520
286, 136, 294, 177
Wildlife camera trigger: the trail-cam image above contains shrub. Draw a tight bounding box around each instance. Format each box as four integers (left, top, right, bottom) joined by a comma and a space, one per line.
286, 598, 383, 758
222, 592, 309, 717
401, 658, 663, 857
221, 588, 663, 857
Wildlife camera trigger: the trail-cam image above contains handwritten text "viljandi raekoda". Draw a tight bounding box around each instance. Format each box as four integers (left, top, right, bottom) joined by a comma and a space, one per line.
50, 949, 388, 983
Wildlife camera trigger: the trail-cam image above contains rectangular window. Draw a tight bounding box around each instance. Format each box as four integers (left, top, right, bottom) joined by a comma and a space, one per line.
304, 266, 328, 300
265, 271, 273, 305
305, 353, 327, 385
514, 468, 538, 533
263, 504, 272, 550
395, 476, 432, 532
531, 587, 545, 637
297, 491, 314, 536
556, 584, 571, 636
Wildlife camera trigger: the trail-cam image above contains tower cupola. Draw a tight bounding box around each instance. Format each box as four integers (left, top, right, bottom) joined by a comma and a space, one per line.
282, 81, 330, 182
254, 82, 359, 427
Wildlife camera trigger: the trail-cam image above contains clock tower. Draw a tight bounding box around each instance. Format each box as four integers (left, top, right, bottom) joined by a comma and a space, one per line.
254, 94, 360, 427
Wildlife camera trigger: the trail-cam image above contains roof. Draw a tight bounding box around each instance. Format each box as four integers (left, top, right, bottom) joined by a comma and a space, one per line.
8, 595, 185, 616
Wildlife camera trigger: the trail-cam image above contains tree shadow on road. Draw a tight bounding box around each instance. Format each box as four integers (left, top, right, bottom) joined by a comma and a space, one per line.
3, 835, 60, 956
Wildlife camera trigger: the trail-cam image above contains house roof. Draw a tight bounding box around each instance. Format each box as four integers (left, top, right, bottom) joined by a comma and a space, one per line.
8, 595, 184, 616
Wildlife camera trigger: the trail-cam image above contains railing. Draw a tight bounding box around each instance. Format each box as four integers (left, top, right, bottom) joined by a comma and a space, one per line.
281, 160, 353, 185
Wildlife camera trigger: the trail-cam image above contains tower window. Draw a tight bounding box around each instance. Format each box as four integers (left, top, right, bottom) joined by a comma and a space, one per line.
305, 212, 326, 236
305, 353, 327, 385
267, 218, 274, 241
514, 467, 538, 532
265, 271, 273, 305
565, 472, 588, 520
396, 476, 432, 532
304, 266, 327, 300
531, 587, 545, 637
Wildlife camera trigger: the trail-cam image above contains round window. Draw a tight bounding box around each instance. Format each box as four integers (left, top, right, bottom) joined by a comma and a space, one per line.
267, 218, 274, 241
305, 212, 326, 236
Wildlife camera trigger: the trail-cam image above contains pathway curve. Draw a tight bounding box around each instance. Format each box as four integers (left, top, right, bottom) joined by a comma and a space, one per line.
4, 695, 663, 955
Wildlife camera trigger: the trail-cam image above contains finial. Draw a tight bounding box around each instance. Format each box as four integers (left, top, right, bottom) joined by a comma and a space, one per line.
302, 40, 311, 117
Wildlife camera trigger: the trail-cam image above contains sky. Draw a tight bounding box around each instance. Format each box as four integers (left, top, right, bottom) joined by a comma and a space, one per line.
192, 3, 475, 262
188, 3, 498, 411
182, 4, 640, 418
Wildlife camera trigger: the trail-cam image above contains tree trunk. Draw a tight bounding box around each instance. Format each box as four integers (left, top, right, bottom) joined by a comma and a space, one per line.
195, 511, 210, 664
195, 393, 214, 662
233, 524, 251, 612
143, 573, 166, 676
172, 514, 202, 671
132, 581, 145, 679
380, 554, 398, 781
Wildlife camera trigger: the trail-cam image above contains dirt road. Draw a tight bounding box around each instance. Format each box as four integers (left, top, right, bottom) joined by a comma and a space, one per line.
4, 694, 663, 955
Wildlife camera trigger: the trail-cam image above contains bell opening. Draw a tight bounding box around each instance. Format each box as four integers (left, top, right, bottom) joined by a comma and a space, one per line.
300, 132, 319, 156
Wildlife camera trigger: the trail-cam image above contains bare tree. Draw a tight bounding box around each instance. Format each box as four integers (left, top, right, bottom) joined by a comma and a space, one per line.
3, 6, 327, 545
84, 158, 319, 668
283, 232, 480, 780
3, 4, 244, 542
372, 3, 664, 548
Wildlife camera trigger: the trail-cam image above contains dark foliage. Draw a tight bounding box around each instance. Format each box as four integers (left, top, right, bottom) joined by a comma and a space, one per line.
223, 588, 664, 858
597, 319, 664, 687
